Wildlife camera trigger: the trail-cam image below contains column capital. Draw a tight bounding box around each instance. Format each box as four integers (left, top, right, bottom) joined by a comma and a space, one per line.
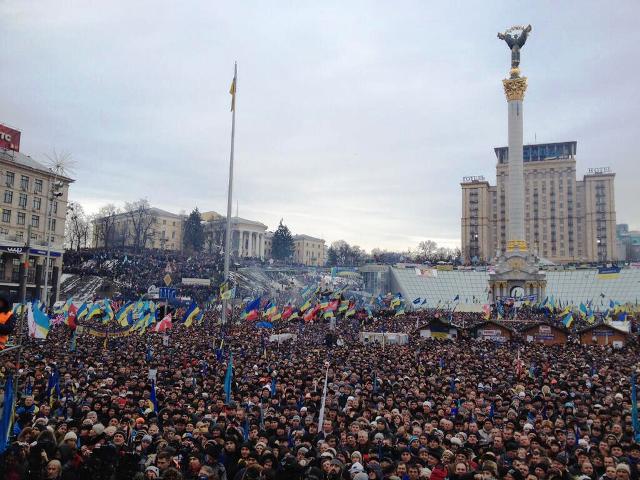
502, 77, 528, 101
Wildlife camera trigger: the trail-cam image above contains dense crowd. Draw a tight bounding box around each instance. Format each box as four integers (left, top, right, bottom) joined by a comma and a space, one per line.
63, 250, 223, 302
1, 308, 639, 480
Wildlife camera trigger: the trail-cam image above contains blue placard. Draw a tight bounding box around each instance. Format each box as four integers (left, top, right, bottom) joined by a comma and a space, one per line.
159, 287, 176, 300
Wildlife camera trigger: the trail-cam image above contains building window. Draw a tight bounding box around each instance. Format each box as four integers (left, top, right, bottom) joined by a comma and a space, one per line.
49, 218, 56, 232
3, 191, 12, 204
31, 215, 39, 228
34, 179, 43, 193
15, 231, 23, 241
2, 209, 11, 223
33, 197, 41, 210
20, 175, 29, 190
53, 202, 58, 214
172, 231, 175, 239
163, 220, 166, 225
18, 193, 27, 208
5, 172, 14, 187
17, 212, 25, 225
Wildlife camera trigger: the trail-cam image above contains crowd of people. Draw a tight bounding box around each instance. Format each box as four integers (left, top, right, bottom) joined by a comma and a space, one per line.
1, 304, 639, 480
63, 250, 223, 303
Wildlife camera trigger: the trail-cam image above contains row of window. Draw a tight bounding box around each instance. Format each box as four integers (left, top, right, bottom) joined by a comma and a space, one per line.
1, 209, 56, 230
3, 172, 44, 193
3, 190, 58, 213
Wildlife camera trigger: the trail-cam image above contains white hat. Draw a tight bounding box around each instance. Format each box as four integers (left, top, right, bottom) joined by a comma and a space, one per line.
524, 423, 534, 430
349, 462, 364, 474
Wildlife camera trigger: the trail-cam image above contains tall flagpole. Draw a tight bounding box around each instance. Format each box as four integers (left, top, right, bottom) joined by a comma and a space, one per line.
222, 62, 237, 326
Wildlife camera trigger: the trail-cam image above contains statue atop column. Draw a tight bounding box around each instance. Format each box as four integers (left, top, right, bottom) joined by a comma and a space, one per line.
498, 25, 532, 77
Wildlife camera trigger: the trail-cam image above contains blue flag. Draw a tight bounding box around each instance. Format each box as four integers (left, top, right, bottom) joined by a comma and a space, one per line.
243, 413, 250, 442
224, 354, 234, 404
632, 374, 640, 442
244, 297, 261, 313
0, 375, 14, 453
150, 380, 158, 413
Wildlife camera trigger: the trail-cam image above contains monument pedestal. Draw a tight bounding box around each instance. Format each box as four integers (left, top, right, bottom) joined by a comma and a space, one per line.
489, 250, 546, 304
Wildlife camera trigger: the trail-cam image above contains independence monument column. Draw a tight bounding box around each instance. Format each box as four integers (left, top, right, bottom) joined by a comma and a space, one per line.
488, 24, 545, 305
498, 24, 531, 252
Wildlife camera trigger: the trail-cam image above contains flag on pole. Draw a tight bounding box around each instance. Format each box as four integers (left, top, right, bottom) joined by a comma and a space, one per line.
149, 380, 158, 413
229, 69, 237, 111
224, 354, 234, 404
562, 313, 574, 329
182, 303, 201, 328
317, 364, 330, 433
28, 301, 50, 339
152, 313, 173, 333
0, 375, 14, 454
46, 369, 60, 407
632, 373, 640, 442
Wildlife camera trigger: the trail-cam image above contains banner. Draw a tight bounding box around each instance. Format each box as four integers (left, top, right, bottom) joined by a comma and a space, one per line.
415, 268, 437, 278
181, 278, 211, 286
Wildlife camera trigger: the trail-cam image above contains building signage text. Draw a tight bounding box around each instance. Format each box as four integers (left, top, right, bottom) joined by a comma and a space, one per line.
0, 124, 21, 151
463, 176, 486, 182
587, 167, 611, 174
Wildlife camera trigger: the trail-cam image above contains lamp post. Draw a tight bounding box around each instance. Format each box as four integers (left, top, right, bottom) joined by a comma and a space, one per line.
42, 178, 64, 309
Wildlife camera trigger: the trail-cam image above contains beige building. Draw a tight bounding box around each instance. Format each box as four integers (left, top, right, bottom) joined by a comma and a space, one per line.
204, 212, 268, 259
461, 142, 617, 264
93, 207, 184, 251
293, 234, 326, 266
0, 147, 73, 301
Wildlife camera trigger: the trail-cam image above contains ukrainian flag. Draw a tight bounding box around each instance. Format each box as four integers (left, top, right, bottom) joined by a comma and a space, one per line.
299, 300, 312, 312
562, 313, 574, 328
116, 302, 134, 327
85, 302, 103, 321
183, 303, 201, 328
76, 302, 88, 320
103, 299, 114, 322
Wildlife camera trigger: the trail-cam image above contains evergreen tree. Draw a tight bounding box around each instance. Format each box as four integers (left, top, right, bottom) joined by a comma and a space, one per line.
272, 220, 294, 260
327, 246, 338, 266
183, 208, 205, 252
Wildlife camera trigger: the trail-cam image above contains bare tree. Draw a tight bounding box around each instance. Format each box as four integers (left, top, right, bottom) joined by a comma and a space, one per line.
124, 199, 157, 251
94, 204, 120, 248
65, 202, 91, 250
417, 240, 438, 260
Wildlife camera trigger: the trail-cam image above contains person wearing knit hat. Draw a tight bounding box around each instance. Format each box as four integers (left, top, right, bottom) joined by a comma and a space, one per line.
145, 465, 160, 478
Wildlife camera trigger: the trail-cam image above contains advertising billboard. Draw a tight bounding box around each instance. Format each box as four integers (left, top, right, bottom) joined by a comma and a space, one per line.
0, 124, 21, 151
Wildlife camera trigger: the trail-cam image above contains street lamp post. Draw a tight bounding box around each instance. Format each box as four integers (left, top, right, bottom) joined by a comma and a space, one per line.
42, 178, 64, 309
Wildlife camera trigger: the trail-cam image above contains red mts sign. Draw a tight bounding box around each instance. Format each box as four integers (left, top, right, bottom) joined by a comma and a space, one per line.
0, 124, 21, 151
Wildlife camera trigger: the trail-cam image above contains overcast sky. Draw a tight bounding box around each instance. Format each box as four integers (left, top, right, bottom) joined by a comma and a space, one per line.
1, 1, 638, 251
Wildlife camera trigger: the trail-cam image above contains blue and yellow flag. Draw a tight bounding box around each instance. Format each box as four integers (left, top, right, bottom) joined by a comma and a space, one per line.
562, 313, 574, 329
182, 303, 201, 328
116, 302, 134, 327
